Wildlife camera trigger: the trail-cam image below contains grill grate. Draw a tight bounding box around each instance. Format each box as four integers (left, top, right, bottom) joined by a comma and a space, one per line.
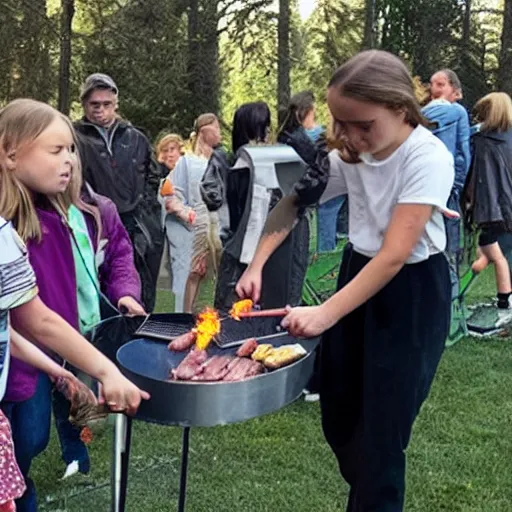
133, 313, 283, 347
135, 313, 195, 341
215, 316, 283, 348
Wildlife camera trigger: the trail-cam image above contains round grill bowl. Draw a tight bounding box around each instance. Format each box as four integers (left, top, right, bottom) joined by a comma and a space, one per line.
117, 335, 319, 427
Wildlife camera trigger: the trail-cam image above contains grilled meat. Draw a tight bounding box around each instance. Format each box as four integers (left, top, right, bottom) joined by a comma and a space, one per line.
236, 338, 259, 358
223, 358, 264, 381
171, 349, 208, 380
192, 355, 234, 381
168, 330, 197, 351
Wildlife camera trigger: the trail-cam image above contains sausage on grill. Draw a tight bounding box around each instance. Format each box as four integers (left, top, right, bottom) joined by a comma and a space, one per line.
168, 330, 197, 351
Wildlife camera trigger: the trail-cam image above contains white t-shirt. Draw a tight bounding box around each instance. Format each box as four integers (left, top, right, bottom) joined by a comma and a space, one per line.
0, 217, 38, 400
320, 125, 454, 263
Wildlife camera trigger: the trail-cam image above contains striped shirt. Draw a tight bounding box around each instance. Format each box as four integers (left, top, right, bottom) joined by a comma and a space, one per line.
0, 218, 38, 400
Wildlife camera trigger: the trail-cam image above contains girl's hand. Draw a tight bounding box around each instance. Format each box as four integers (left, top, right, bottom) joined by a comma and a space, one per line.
118, 296, 147, 317
236, 266, 263, 303
98, 369, 150, 416
438, 206, 460, 219
281, 304, 339, 338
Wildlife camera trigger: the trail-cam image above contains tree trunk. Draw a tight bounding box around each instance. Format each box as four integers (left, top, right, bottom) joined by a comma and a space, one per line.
277, 0, 290, 127
498, 0, 512, 95
14, 0, 52, 101
58, 0, 75, 115
185, 0, 220, 130
362, 0, 375, 49
462, 0, 471, 47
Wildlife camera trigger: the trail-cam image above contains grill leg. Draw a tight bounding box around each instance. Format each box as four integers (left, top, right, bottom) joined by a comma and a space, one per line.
178, 427, 191, 512
111, 414, 133, 512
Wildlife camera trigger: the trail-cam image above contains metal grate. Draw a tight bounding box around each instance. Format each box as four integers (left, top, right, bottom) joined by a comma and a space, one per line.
134, 313, 284, 347
135, 313, 195, 341
215, 316, 283, 348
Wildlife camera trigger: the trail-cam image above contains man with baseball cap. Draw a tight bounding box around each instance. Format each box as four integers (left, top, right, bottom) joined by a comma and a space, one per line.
75, 73, 163, 312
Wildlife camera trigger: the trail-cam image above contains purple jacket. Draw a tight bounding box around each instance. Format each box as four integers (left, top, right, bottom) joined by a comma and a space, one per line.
5, 191, 141, 402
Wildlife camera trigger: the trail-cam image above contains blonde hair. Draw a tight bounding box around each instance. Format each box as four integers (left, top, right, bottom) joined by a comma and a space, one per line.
0, 99, 82, 241
156, 133, 185, 164
474, 92, 512, 133
187, 113, 218, 157
412, 76, 430, 106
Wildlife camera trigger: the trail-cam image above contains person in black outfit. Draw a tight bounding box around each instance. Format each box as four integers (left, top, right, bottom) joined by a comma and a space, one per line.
201, 101, 329, 314
74, 73, 164, 311
463, 92, 512, 308
237, 50, 453, 512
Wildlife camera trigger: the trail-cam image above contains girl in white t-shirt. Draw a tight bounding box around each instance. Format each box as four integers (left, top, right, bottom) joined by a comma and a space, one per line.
237, 50, 454, 511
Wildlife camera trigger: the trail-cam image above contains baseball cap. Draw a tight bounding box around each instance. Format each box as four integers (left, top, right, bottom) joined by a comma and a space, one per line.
80, 73, 118, 102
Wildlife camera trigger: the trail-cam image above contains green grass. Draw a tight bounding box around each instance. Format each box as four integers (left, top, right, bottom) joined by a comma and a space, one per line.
33, 266, 512, 511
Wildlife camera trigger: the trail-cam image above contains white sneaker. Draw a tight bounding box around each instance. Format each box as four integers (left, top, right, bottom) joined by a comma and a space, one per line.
303, 389, 320, 402
61, 460, 79, 480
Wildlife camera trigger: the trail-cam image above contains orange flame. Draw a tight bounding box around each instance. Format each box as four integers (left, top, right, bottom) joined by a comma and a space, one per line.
194, 307, 221, 350
229, 299, 253, 321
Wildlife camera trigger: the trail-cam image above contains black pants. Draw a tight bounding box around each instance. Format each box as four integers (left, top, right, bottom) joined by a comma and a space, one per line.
319, 245, 450, 512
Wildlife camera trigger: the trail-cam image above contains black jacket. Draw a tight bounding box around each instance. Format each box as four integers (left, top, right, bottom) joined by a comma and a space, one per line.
75, 118, 161, 215
463, 129, 512, 231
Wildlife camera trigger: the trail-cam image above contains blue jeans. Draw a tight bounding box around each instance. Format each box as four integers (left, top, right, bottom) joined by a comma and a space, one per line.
317, 195, 346, 252
1, 373, 52, 512
53, 388, 90, 471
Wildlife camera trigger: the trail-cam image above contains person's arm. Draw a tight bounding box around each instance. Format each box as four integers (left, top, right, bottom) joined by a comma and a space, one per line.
236, 150, 346, 302
11, 297, 149, 414
454, 105, 471, 191
235, 194, 300, 302
9, 328, 74, 380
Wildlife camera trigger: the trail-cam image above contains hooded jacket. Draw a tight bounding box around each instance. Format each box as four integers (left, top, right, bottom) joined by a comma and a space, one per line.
74, 118, 160, 215
5, 188, 141, 402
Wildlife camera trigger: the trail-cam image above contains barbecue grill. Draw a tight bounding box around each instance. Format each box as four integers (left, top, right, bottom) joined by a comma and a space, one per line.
112, 313, 319, 512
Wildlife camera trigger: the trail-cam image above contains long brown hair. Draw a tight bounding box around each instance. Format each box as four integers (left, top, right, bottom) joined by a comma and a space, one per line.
328, 50, 427, 162
0, 99, 83, 241
329, 50, 426, 128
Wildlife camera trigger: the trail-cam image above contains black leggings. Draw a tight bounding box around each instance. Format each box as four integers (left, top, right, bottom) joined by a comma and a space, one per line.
319, 245, 451, 512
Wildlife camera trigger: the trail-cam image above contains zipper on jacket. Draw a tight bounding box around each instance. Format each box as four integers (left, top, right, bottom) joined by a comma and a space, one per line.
84, 121, 119, 158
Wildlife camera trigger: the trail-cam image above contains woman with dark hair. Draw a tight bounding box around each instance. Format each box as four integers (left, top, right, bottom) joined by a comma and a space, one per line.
205, 101, 323, 313
278, 90, 323, 142
232, 101, 271, 153
200, 102, 271, 242
279, 91, 344, 252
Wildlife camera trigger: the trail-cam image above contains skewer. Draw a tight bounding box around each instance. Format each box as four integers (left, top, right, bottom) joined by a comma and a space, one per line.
237, 308, 288, 318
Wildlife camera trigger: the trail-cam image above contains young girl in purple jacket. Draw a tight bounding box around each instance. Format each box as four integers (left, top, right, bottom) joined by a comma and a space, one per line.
0, 99, 149, 511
